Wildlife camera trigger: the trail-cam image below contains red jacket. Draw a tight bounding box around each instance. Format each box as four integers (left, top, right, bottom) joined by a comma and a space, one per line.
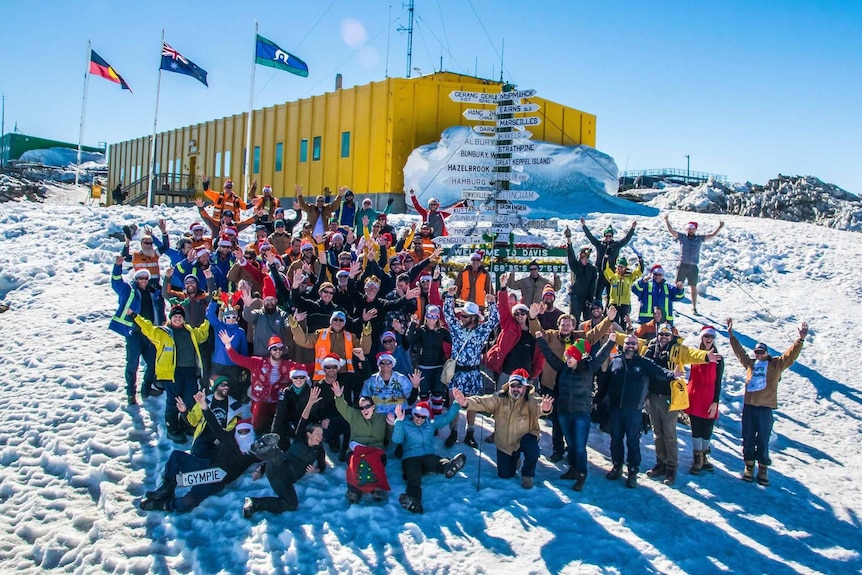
485, 288, 545, 378
226, 347, 307, 403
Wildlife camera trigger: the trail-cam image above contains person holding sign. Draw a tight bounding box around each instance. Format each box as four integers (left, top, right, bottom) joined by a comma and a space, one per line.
727, 317, 807, 486
139, 391, 257, 512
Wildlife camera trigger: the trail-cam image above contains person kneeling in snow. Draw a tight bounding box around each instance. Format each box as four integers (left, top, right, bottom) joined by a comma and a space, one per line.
243, 386, 326, 517
391, 394, 467, 514
332, 380, 390, 504
139, 391, 257, 512
453, 369, 555, 490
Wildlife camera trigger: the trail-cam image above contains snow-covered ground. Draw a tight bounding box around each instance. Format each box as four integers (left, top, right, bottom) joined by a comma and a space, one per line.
0, 187, 860, 574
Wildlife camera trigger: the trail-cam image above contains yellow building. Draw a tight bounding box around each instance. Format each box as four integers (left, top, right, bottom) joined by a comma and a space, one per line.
108, 72, 596, 205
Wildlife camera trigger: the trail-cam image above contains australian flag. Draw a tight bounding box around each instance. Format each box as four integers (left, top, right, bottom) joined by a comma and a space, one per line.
160, 42, 208, 87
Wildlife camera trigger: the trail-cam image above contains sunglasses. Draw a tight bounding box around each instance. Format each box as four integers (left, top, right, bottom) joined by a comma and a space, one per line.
382, 339, 396, 344
426, 315, 439, 320
378, 360, 393, 366
331, 318, 345, 323
513, 311, 527, 316
291, 375, 307, 380
269, 346, 284, 351
321, 291, 335, 296
509, 383, 525, 389
754, 349, 767, 354
141, 241, 153, 245
404, 259, 414, 263
413, 414, 427, 420
323, 365, 339, 369
223, 314, 238, 320
236, 428, 252, 435
359, 404, 374, 410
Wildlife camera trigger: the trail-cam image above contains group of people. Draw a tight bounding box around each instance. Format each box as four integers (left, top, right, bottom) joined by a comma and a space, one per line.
109, 180, 807, 518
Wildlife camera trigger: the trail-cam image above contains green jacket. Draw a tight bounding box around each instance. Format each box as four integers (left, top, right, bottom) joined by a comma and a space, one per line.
133, 315, 210, 382
335, 395, 388, 449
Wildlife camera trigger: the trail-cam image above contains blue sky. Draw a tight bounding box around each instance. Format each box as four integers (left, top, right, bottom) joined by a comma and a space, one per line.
1, 0, 859, 193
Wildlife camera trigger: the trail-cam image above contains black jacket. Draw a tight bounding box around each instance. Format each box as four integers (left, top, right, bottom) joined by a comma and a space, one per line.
405, 323, 452, 367
566, 243, 598, 300
582, 224, 635, 271
202, 409, 257, 484
597, 354, 674, 410
537, 337, 613, 415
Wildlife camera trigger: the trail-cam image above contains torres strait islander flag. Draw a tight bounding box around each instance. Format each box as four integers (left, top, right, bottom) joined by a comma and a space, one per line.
89, 50, 132, 92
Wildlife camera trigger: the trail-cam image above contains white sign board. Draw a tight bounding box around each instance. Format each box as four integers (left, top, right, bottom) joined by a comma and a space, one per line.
493, 172, 530, 182
497, 203, 531, 215
513, 234, 545, 244
449, 90, 498, 104
495, 214, 522, 224
448, 213, 495, 223
473, 127, 533, 140
433, 236, 484, 246
511, 157, 553, 166
522, 219, 557, 229
464, 109, 497, 121
461, 189, 495, 200
497, 116, 542, 128
497, 190, 540, 201
490, 224, 514, 234
496, 103, 540, 114
446, 164, 494, 173
499, 89, 537, 100
497, 143, 537, 154
176, 467, 227, 488
473, 125, 497, 136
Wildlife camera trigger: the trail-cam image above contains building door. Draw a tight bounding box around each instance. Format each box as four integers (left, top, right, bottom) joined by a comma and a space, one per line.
187, 156, 197, 189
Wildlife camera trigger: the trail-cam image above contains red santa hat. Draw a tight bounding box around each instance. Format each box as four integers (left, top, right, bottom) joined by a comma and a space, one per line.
376, 352, 396, 366
412, 402, 432, 418
321, 353, 346, 368
701, 325, 717, 338
262, 276, 277, 300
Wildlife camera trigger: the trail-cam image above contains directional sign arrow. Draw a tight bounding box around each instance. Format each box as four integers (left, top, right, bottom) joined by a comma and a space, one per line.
446, 163, 494, 173
493, 172, 530, 182
497, 203, 531, 215
464, 108, 497, 121
489, 224, 514, 234
452, 205, 493, 213
432, 236, 485, 246
496, 103, 541, 114
473, 127, 533, 140
497, 143, 537, 154
176, 467, 227, 488
522, 219, 558, 229
511, 156, 553, 166
498, 89, 537, 100
494, 214, 522, 224
449, 90, 498, 104
472, 125, 497, 136
461, 189, 495, 200
497, 116, 542, 128
448, 213, 495, 223
513, 234, 545, 244
497, 190, 540, 201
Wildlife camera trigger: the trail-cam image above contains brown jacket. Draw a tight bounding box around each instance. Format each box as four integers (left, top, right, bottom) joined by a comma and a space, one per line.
729, 333, 803, 409
298, 194, 343, 231
465, 383, 550, 455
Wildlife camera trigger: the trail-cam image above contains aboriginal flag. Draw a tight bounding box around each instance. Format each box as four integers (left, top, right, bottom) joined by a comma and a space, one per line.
89, 50, 132, 92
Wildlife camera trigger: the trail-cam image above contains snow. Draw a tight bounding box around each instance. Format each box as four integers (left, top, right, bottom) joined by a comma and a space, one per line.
0, 185, 860, 574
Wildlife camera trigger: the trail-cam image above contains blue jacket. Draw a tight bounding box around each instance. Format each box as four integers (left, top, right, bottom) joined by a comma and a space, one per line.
206, 301, 248, 365
109, 263, 165, 337
175, 259, 226, 294
210, 254, 235, 292
391, 403, 460, 459
632, 279, 684, 323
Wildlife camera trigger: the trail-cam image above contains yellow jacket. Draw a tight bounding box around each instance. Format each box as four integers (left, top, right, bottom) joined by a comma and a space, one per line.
134, 315, 210, 381
603, 262, 643, 306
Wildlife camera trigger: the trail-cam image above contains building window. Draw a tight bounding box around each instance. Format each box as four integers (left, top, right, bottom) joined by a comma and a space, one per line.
120, 167, 125, 182
299, 139, 308, 162
275, 143, 283, 172
340, 132, 350, 158
224, 151, 231, 177
253, 146, 261, 174
215, 152, 222, 177
154, 162, 160, 175
312, 136, 321, 161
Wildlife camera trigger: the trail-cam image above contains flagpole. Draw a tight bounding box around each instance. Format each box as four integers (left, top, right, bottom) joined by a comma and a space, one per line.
244, 20, 258, 203
148, 29, 165, 208
75, 40, 91, 192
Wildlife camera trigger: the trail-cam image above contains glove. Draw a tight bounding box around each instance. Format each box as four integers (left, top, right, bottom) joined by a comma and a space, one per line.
387, 198, 394, 206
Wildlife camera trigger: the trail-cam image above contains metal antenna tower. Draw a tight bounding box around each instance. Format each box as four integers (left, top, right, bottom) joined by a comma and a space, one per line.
397, 0, 415, 77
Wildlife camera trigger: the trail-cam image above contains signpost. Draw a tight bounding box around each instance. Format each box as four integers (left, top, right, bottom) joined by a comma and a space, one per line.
496, 103, 540, 115
497, 116, 542, 128
463, 109, 497, 121
176, 467, 227, 488
432, 235, 484, 246
461, 189, 495, 200
450, 90, 498, 104
497, 190, 540, 201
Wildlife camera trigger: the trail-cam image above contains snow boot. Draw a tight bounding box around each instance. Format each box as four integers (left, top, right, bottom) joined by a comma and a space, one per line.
549, 450, 565, 463
757, 464, 770, 486
521, 476, 534, 489
606, 463, 623, 481
701, 447, 715, 472
464, 429, 478, 448
371, 488, 387, 502
560, 467, 578, 480
662, 466, 677, 486
444, 430, 458, 448
689, 450, 704, 475
145, 477, 176, 501
399, 493, 424, 514
626, 467, 638, 489
127, 394, 138, 406
573, 473, 587, 492
742, 461, 755, 482
346, 486, 362, 505
140, 498, 170, 511
443, 453, 467, 478
646, 462, 667, 479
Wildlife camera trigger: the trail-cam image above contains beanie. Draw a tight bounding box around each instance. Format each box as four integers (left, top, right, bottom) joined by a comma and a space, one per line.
169, 305, 186, 319
564, 339, 591, 362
